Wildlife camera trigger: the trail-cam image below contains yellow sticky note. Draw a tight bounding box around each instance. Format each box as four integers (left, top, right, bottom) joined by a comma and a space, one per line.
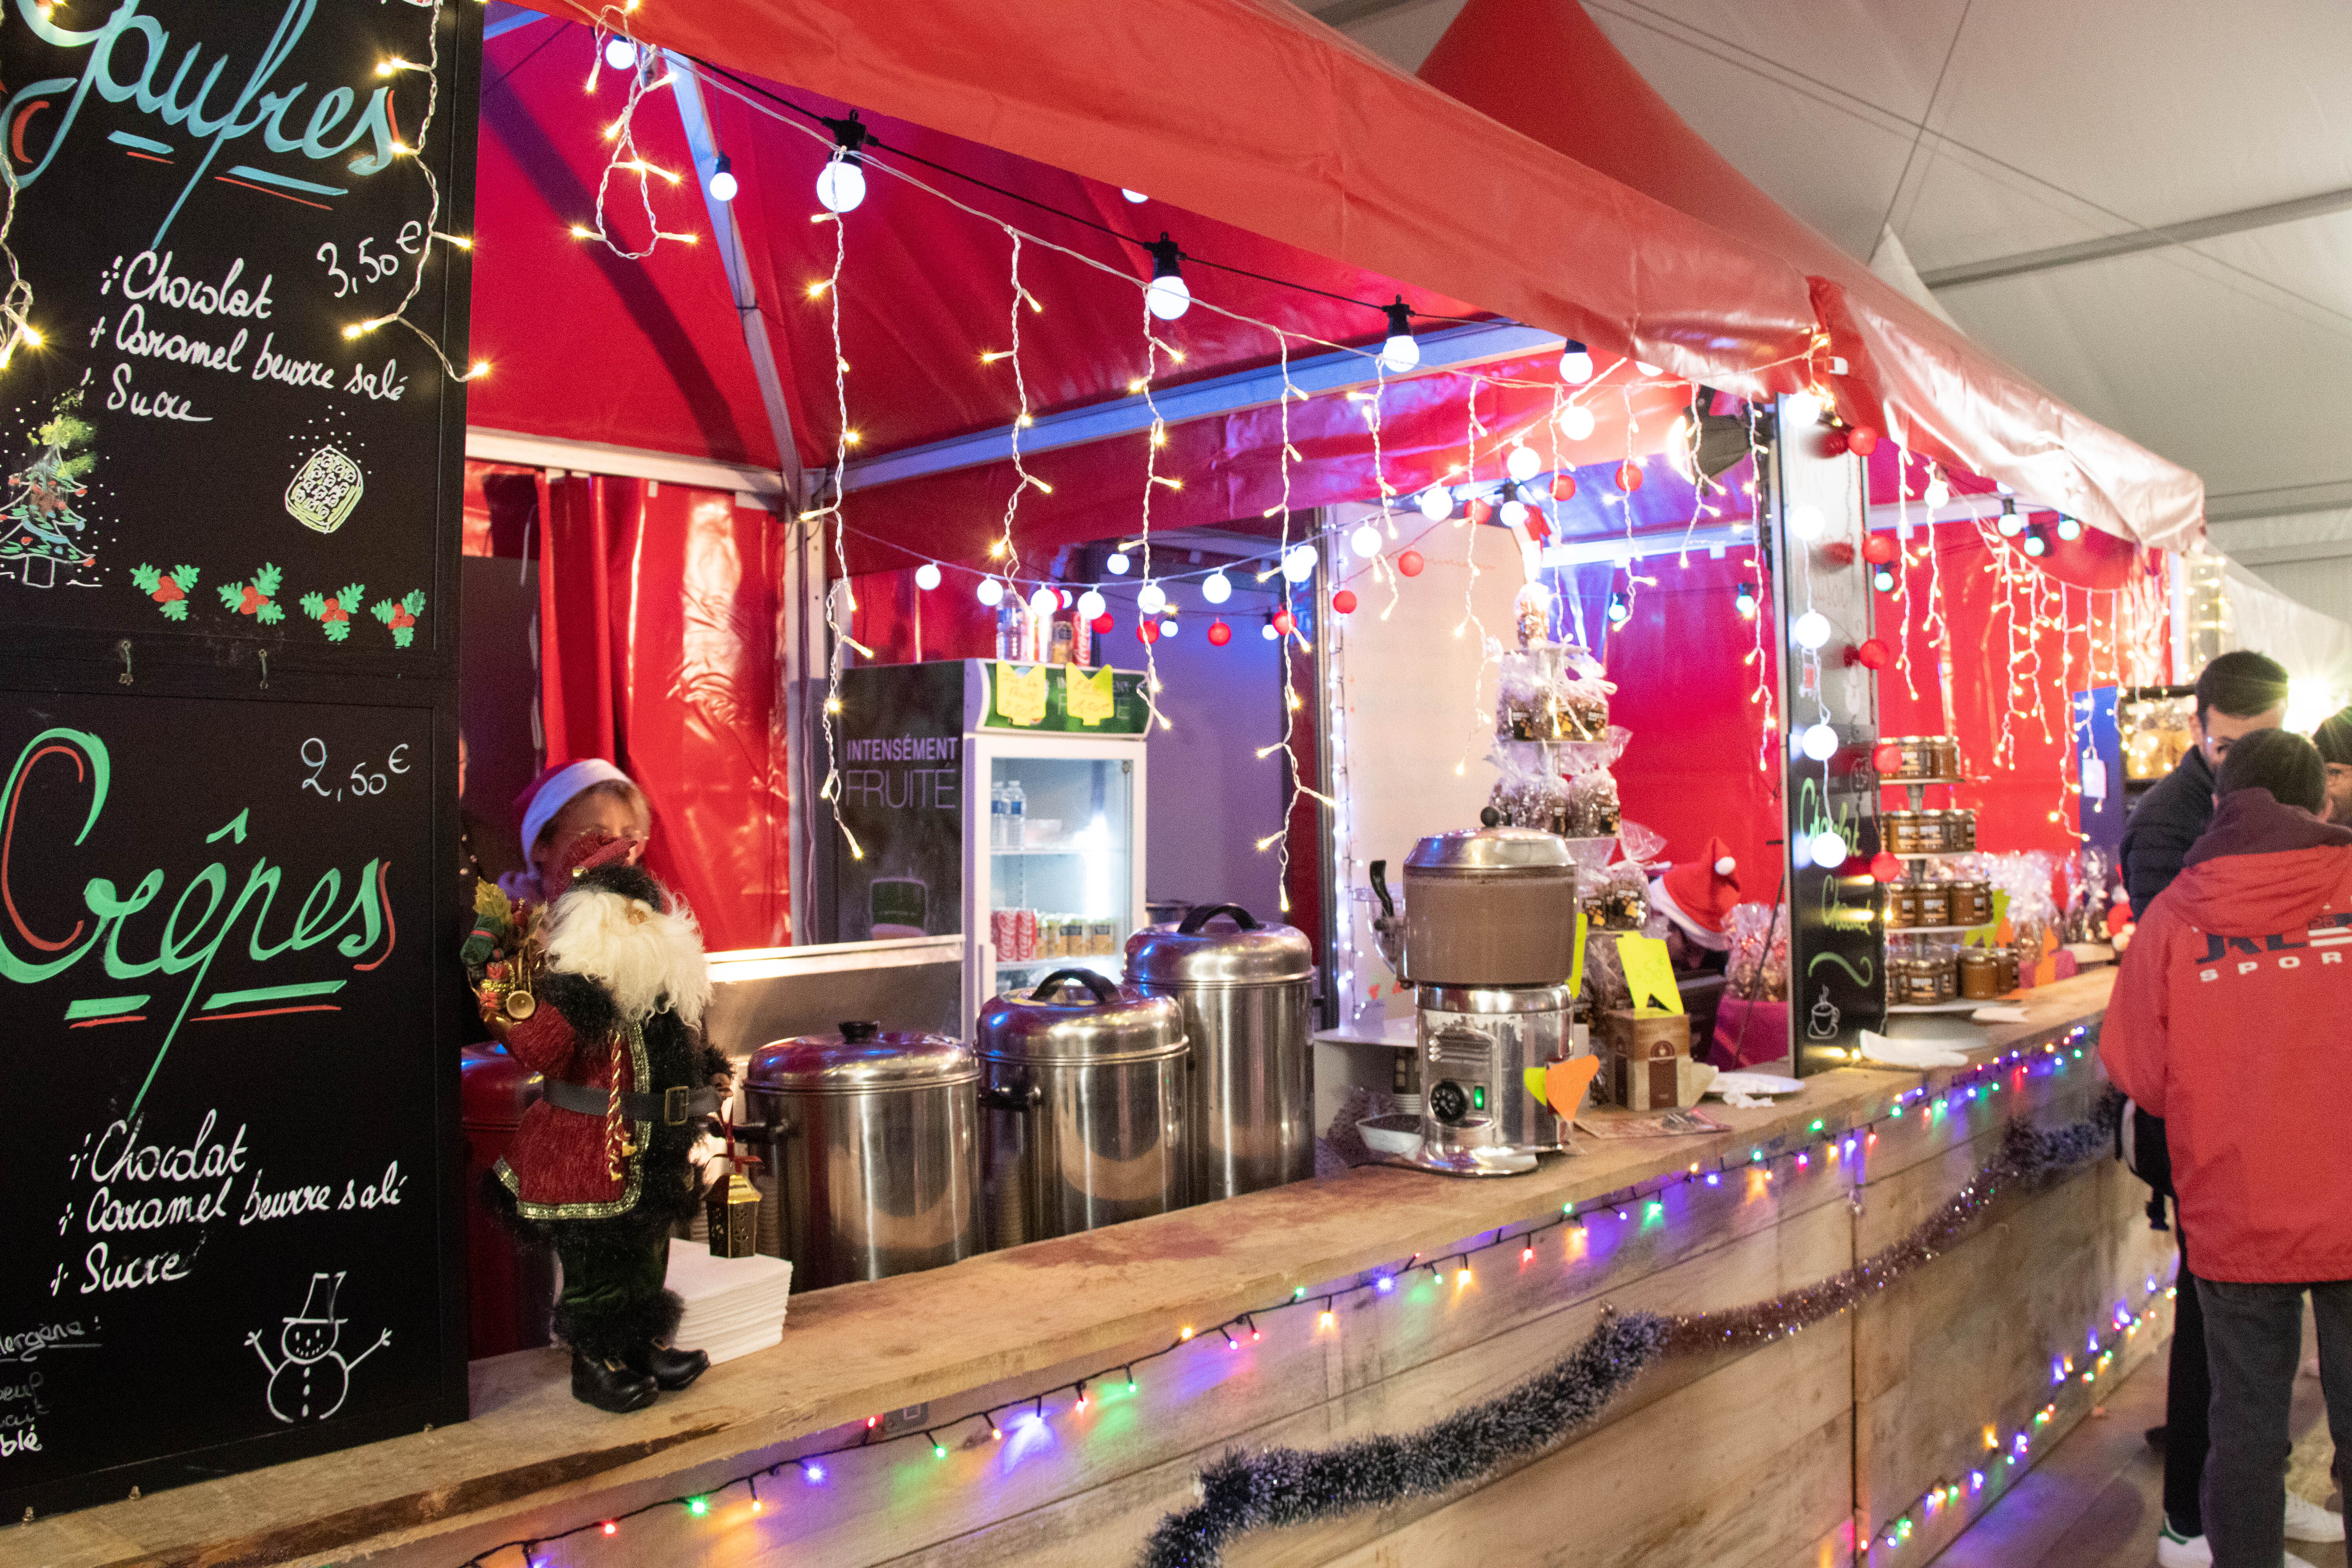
1067, 666, 1114, 725
995, 661, 1048, 726
1614, 933, 1683, 1013
1963, 890, 2011, 947
1569, 910, 1588, 995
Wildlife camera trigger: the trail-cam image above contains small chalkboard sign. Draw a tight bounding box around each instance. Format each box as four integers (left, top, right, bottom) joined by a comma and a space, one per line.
0, 0, 478, 1517
0, 0, 469, 653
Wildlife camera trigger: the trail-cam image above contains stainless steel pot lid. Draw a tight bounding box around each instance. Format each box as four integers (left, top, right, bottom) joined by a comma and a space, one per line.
747, 1020, 976, 1093
978, 969, 1185, 1063
1404, 825, 1574, 872
1125, 902, 1313, 986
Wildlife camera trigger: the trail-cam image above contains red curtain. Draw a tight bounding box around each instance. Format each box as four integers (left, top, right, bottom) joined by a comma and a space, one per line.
537, 476, 793, 950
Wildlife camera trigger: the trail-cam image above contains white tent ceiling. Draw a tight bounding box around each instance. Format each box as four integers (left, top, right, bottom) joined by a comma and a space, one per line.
1310, 0, 2352, 624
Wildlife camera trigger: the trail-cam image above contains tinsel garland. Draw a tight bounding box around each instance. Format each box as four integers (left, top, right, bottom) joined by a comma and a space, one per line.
1136, 1088, 2123, 1568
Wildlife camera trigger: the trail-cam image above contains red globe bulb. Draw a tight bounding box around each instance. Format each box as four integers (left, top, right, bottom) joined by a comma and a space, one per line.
1467, 499, 1494, 526
1207, 619, 1232, 646
1861, 533, 1899, 565
1396, 549, 1425, 578
1856, 638, 1894, 671
1821, 428, 1850, 457
1550, 474, 1578, 501
1272, 609, 1297, 637
1332, 588, 1358, 615
1847, 426, 1881, 456
1615, 461, 1643, 493
1136, 621, 1160, 644
1091, 613, 1114, 635
1871, 741, 1905, 774
1869, 852, 1904, 883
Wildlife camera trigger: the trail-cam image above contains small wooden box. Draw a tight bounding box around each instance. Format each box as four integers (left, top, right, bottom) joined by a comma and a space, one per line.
1599, 1008, 1696, 1111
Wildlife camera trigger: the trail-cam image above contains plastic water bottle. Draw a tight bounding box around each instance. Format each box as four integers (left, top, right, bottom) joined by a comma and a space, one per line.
990, 784, 1008, 849
1007, 781, 1025, 850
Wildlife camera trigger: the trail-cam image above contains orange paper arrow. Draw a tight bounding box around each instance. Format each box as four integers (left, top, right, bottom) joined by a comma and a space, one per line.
1539, 1055, 1602, 1114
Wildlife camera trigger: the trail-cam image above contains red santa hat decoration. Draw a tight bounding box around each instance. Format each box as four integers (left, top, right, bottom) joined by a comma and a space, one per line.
1650, 838, 1741, 952
514, 758, 634, 866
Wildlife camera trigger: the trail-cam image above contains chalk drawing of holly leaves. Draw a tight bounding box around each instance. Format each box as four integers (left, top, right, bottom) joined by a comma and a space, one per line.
370, 589, 425, 648
299, 582, 367, 642
129, 563, 200, 621
218, 563, 285, 624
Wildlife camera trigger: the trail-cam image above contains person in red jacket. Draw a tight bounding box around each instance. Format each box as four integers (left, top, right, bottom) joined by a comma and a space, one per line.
2102, 728, 2352, 1568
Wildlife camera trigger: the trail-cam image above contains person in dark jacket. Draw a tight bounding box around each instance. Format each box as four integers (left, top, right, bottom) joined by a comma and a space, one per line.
2115, 653, 2317, 1566
2122, 652, 2290, 914
2104, 729, 2352, 1568
2311, 707, 2352, 826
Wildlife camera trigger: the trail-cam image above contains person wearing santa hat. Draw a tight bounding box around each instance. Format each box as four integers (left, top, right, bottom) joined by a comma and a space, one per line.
1649, 838, 1740, 974
500, 759, 654, 905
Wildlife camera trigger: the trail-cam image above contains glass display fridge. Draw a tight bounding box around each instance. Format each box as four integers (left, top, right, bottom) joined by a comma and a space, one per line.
818, 659, 1151, 1034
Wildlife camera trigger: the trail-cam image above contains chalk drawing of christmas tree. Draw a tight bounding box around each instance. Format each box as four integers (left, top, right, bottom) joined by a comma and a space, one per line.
2, 392, 98, 586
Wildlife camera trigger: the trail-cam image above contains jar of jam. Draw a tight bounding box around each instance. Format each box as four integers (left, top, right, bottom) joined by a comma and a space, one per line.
1935, 954, 1960, 1000
1897, 735, 1938, 779
1882, 810, 1926, 856
1903, 959, 1943, 1006
1945, 809, 1978, 852
1915, 882, 1952, 927
1959, 948, 2002, 999
1932, 736, 1962, 780
1994, 946, 2020, 993
1948, 880, 1993, 927
1889, 884, 1921, 928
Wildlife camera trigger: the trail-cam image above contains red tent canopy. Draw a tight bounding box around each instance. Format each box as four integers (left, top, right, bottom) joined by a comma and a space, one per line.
1415, 0, 2204, 552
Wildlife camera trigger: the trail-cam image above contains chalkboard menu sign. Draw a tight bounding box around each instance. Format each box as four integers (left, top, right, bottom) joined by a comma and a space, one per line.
0, 0, 468, 656
0, 0, 477, 1518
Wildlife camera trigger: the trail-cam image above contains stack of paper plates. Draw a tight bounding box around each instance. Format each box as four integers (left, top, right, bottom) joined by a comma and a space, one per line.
665, 1240, 793, 1365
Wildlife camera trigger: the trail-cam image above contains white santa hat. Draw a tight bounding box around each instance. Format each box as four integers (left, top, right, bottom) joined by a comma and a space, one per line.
515, 758, 634, 867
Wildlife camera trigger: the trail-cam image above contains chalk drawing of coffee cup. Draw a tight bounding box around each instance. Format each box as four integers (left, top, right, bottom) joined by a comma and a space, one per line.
286, 446, 364, 535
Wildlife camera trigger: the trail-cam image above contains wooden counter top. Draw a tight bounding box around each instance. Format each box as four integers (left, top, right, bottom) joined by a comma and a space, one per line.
11, 971, 2116, 1568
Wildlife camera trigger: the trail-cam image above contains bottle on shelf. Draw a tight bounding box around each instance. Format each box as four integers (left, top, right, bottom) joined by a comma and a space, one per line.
990, 782, 1008, 849
1006, 780, 1026, 849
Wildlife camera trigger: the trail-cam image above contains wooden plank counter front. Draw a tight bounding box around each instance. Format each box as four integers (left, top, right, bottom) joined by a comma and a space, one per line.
10, 971, 2166, 1568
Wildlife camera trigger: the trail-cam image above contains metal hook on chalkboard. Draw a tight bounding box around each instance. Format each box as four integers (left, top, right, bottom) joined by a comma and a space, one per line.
115, 639, 132, 686
258, 649, 269, 690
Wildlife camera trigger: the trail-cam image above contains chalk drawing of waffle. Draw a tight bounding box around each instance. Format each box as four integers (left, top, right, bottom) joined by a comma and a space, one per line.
285, 446, 364, 535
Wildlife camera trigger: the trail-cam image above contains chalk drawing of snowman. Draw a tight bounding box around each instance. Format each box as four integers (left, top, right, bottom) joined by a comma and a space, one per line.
245, 1272, 390, 1423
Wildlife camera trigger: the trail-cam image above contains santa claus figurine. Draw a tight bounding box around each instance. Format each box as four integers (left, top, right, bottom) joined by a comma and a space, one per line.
470, 773, 726, 1413
1649, 838, 1740, 974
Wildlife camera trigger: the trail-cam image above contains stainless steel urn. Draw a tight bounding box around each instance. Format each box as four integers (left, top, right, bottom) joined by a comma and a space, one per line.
1125, 902, 1315, 1201
744, 1022, 982, 1291
976, 969, 1189, 1249
1401, 826, 1581, 986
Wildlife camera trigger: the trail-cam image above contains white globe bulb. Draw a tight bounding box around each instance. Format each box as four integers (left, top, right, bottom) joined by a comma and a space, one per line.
816, 158, 866, 214
1501, 500, 1528, 528
1202, 571, 1233, 604
1281, 544, 1318, 583
976, 577, 1004, 606
604, 35, 636, 69
1801, 722, 1840, 761
1634, 360, 1661, 377
708, 167, 739, 203
1105, 551, 1131, 576
1030, 585, 1059, 615
914, 562, 941, 591
1160, 618, 1179, 637
1350, 523, 1383, 559
1559, 348, 1593, 385
1924, 476, 1951, 509
1791, 610, 1832, 650
1120, 188, 1148, 204
1260, 622, 1278, 641
1810, 830, 1848, 869
2057, 516, 2082, 540
1998, 511, 2025, 538
1788, 503, 1826, 541
1556, 403, 1595, 441
1783, 391, 1822, 428
1137, 581, 1167, 615
1378, 331, 1421, 375
1078, 589, 1106, 619
1506, 445, 1541, 483
1418, 486, 1452, 521
1145, 272, 1191, 321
